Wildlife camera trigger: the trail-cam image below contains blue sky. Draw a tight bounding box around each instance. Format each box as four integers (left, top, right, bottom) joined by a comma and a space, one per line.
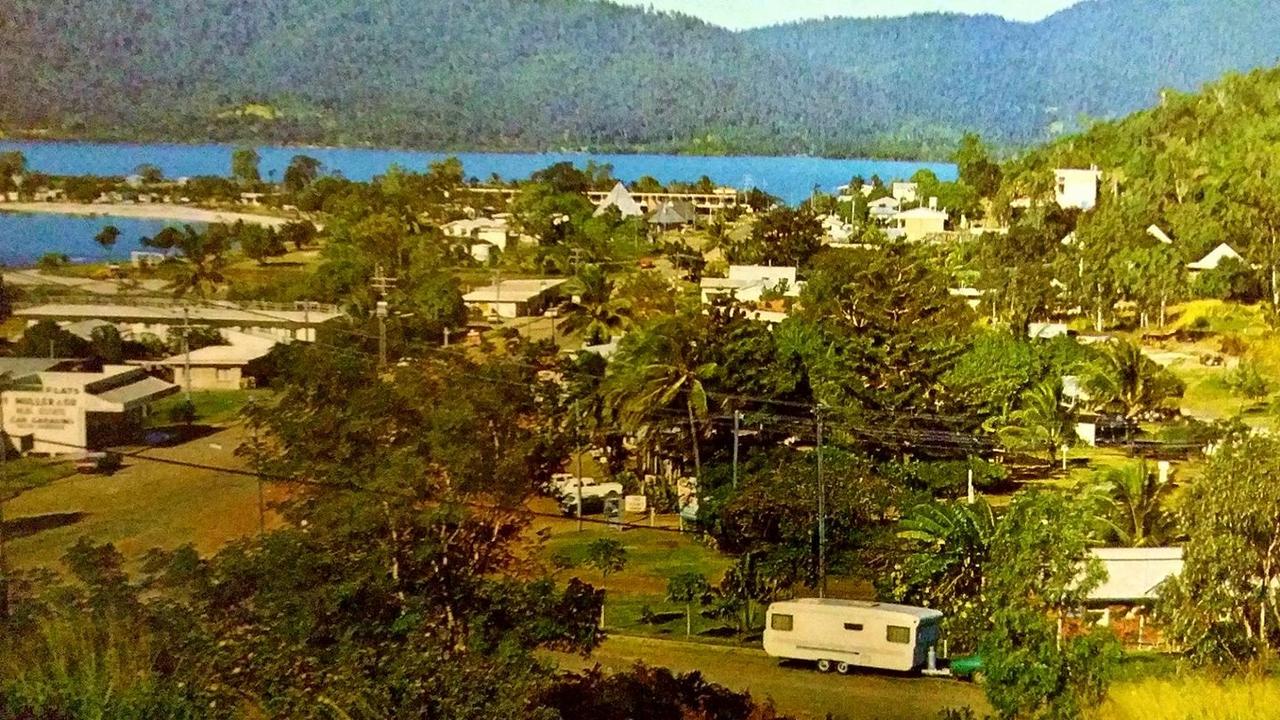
608, 0, 1086, 29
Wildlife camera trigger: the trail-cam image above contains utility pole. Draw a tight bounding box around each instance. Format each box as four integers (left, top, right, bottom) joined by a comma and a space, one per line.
0, 386, 9, 620
815, 405, 826, 599
731, 408, 741, 489
371, 265, 397, 367
575, 401, 584, 532
182, 306, 192, 400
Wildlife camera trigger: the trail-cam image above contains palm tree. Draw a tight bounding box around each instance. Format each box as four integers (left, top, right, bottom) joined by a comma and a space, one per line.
1087, 461, 1178, 547
999, 379, 1077, 464
606, 315, 718, 481
1086, 339, 1185, 441
168, 225, 228, 299
562, 265, 631, 345
896, 499, 997, 603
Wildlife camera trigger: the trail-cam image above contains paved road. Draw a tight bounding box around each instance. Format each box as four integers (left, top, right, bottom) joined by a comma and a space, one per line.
552, 634, 987, 720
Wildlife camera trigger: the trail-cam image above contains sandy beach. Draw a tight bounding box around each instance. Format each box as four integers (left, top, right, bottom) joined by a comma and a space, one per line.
0, 202, 293, 227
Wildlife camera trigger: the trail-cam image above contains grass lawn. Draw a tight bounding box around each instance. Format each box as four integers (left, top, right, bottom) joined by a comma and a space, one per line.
6, 424, 282, 572
1, 457, 76, 498
148, 388, 270, 427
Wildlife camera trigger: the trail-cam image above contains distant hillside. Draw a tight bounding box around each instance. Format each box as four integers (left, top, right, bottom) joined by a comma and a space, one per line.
2, 0, 1279, 157
746, 0, 1280, 145
999, 64, 1280, 264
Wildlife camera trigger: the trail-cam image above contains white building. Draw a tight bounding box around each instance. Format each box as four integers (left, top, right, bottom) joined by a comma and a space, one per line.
700, 265, 800, 305
15, 302, 344, 343
593, 182, 645, 218
463, 279, 567, 319
893, 207, 949, 241
1, 362, 177, 455
1054, 168, 1102, 211
443, 216, 516, 251
146, 330, 277, 391
1088, 547, 1184, 604
892, 182, 919, 204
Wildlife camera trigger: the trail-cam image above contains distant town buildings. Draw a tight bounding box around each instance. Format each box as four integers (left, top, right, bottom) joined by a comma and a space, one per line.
592, 182, 645, 219
891, 181, 919, 204
1187, 243, 1244, 273
700, 265, 801, 305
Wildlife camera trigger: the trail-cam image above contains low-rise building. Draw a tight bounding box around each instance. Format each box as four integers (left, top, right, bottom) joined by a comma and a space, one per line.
1, 363, 177, 455
443, 216, 517, 250
1055, 168, 1102, 211
146, 330, 277, 391
1088, 547, 1183, 604
593, 182, 645, 219
15, 301, 344, 343
700, 265, 800, 305
892, 182, 918, 204
463, 279, 567, 319
893, 207, 949, 241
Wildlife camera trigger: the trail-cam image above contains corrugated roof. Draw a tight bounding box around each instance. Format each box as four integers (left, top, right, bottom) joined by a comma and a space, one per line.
95, 375, 179, 407
463, 279, 567, 303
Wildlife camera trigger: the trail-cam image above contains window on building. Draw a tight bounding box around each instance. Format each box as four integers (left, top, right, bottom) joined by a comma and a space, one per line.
215, 368, 232, 381
843, 622, 864, 631
886, 625, 911, 644
770, 614, 794, 632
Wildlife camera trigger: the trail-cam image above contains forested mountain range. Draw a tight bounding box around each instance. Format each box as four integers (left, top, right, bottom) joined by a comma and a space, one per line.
1, 0, 1278, 158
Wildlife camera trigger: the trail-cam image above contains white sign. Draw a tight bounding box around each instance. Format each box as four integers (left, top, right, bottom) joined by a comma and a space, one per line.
624, 495, 648, 514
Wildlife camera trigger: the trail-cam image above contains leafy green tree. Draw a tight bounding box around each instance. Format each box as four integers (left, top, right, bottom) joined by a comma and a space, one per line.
168, 399, 198, 426
133, 163, 164, 183
240, 226, 286, 265
999, 379, 1077, 464
1225, 361, 1272, 412
562, 264, 631, 345
1161, 435, 1280, 664
1087, 461, 1177, 548
279, 220, 318, 250
980, 492, 1121, 720
282, 154, 322, 192
230, 146, 261, 184
954, 133, 1003, 198
12, 320, 89, 358
584, 538, 628, 627
93, 225, 121, 251
733, 206, 824, 268
0, 150, 26, 178
155, 225, 230, 298
89, 324, 125, 364
667, 572, 712, 638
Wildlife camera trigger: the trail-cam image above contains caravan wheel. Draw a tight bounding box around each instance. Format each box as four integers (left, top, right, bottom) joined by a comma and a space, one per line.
816, 659, 833, 673
835, 662, 851, 675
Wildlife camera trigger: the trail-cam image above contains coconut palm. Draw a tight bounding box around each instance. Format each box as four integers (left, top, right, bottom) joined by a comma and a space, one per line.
1087, 461, 1178, 547
1085, 339, 1184, 436
999, 378, 1077, 464
605, 314, 718, 481
562, 264, 632, 345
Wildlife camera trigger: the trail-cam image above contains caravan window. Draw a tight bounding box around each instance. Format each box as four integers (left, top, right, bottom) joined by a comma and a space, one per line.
886, 625, 911, 644
843, 623, 864, 631
771, 614, 794, 631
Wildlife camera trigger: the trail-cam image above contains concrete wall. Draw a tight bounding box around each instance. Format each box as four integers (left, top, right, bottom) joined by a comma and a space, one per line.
177, 366, 244, 391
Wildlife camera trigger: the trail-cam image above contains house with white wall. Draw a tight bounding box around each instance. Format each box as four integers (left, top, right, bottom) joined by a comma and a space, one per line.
1054, 168, 1102, 210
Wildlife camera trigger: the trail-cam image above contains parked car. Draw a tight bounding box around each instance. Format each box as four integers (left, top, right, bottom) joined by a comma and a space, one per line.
74, 451, 123, 474
557, 481, 624, 516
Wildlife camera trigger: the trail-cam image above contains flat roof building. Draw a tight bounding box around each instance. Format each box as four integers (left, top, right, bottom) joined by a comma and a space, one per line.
15, 301, 344, 343
463, 279, 567, 319
2, 364, 178, 455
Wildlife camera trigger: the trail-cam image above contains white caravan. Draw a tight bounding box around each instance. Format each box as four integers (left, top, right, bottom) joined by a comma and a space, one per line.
763, 598, 943, 673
